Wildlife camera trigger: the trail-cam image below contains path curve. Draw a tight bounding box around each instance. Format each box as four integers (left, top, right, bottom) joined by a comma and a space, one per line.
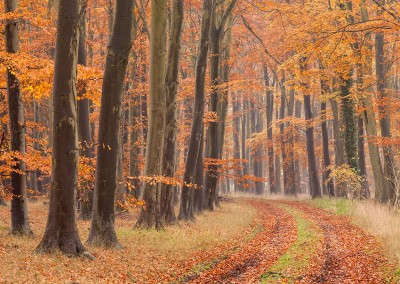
185, 199, 395, 284
282, 201, 393, 284
187, 200, 297, 283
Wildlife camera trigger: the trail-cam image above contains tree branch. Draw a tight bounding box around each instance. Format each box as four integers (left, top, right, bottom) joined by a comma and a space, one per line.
241, 15, 281, 65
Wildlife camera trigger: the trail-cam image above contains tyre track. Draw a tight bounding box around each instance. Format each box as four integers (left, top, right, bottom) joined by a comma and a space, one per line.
280, 201, 394, 284
187, 200, 297, 284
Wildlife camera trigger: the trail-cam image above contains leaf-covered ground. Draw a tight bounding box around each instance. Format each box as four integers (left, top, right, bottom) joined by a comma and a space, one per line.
0, 198, 397, 283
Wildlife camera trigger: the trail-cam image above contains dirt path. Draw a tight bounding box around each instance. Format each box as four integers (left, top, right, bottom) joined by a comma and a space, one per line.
186, 200, 297, 283
283, 201, 394, 283
184, 199, 395, 284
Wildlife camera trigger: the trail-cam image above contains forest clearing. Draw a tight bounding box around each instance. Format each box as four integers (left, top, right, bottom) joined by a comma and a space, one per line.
3, 0, 400, 282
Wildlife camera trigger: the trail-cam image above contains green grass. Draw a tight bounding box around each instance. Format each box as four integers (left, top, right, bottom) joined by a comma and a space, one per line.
310, 197, 351, 215
260, 206, 320, 283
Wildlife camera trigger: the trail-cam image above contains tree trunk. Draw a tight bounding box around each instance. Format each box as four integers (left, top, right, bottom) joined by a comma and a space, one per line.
77, 17, 94, 220
128, 59, 142, 199
193, 128, 205, 213
204, 0, 237, 210
179, 0, 212, 220
357, 116, 370, 198
135, 0, 167, 229
5, 0, 32, 235
232, 97, 242, 192
36, 0, 86, 254
294, 100, 302, 193
340, 74, 359, 173
264, 66, 276, 194
275, 108, 282, 193
301, 59, 321, 198
160, 0, 184, 225
358, 0, 382, 201
241, 99, 249, 187
320, 79, 335, 197
285, 87, 297, 196
279, 76, 291, 195
88, 0, 134, 247
375, 29, 395, 203
254, 109, 263, 195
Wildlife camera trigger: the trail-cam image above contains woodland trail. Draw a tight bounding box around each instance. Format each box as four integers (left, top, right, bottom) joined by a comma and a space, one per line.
184, 199, 395, 284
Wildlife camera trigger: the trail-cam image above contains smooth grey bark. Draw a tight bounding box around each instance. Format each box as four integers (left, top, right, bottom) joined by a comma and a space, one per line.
294, 100, 302, 193
204, 0, 237, 210
320, 79, 335, 197
232, 97, 243, 192
264, 66, 276, 194
357, 116, 370, 197
179, 0, 213, 220
161, 0, 184, 224
375, 27, 395, 203
135, 0, 167, 229
359, 0, 382, 201
254, 108, 263, 195
88, 0, 134, 247
284, 87, 297, 196
127, 11, 141, 199
301, 59, 321, 198
77, 17, 94, 220
279, 76, 290, 195
29, 100, 40, 198
241, 99, 249, 184
275, 102, 282, 193
5, 0, 32, 235
36, 0, 86, 255
193, 127, 205, 213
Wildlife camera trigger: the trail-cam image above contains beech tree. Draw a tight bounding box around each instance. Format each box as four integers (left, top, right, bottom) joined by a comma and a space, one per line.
77, 14, 93, 220
88, 0, 134, 247
4, 0, 32, 235
204, 0, 237, 210
135, 0, 167, 229
36, 0, 87, 255
179, 0, 213, 220
301, 58, 321, 199
160, 0, 184, 224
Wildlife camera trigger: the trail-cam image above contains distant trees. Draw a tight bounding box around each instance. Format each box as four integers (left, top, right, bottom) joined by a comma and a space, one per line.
3, 0, 400, 259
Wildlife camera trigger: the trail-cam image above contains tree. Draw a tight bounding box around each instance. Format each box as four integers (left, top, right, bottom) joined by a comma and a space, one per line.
320, 76, 335, 197
179, 0, 213, 220
160, 0, 184, 224
87, 0, 134, 247
375, 16, 395, 203
263, 65, 276, 194
135, 0, 167, 229
301, 58, 321, 198
36, 0, 87, 255
77, 14, 94, 220
5, 0, 32, 235
204, 0, 237, 210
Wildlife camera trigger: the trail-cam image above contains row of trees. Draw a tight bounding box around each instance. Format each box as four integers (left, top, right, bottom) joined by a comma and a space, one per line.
2, 0, 400, 256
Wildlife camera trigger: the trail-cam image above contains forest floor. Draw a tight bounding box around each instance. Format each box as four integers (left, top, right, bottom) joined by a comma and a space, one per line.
0, 197, 398, 283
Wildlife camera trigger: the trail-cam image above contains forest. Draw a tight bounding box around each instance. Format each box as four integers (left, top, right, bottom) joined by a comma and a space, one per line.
2, 0, 400, 282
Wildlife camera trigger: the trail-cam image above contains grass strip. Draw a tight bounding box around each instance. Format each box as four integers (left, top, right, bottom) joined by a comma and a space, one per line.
260, 205, 320, 284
